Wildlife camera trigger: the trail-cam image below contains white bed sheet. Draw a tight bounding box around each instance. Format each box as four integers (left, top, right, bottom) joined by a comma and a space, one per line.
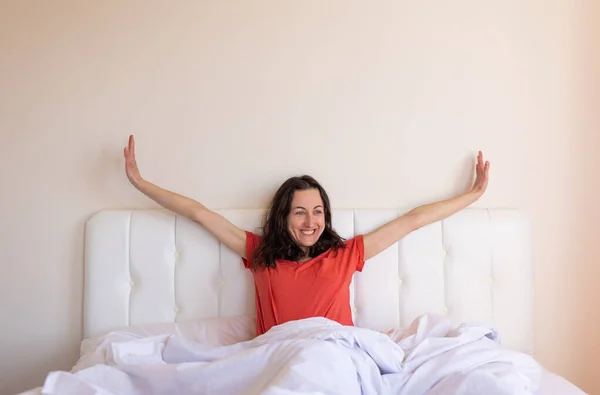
15, 315, 587, 395
537, 371, 587, 395
15, 371, 587, 395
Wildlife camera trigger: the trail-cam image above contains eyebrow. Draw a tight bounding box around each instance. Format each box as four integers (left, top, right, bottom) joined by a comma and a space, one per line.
293, 205, 324, 210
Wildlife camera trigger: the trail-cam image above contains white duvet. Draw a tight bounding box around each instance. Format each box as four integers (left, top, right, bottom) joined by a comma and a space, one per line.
40, 314, 541, 395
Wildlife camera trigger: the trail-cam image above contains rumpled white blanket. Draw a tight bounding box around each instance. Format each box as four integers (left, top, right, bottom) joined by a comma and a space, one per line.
40, 314, 541, 395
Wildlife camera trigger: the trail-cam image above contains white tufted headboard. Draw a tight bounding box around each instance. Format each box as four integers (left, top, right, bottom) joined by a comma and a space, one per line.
84, 208, 533, 354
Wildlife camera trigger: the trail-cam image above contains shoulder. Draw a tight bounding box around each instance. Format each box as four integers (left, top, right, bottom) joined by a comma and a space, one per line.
242, 231, 262, 269
246, 231, 261, 246
344, 235, 364, 249
329, 235, 365, 272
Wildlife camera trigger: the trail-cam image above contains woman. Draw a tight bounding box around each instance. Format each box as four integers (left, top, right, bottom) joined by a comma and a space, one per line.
124, 135, 490, 336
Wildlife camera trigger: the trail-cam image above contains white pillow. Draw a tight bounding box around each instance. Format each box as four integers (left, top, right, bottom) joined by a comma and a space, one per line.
107, 334, 170, 366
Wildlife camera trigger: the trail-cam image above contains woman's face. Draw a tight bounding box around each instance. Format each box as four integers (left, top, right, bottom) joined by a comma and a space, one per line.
286, 188, 325, 253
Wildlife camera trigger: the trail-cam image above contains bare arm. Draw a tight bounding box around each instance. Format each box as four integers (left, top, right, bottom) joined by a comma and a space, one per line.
363, 152, 490, 261
124, 135, 247, 258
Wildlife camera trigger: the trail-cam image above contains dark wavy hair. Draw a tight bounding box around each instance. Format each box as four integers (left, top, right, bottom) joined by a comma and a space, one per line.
252, 175, 345, 270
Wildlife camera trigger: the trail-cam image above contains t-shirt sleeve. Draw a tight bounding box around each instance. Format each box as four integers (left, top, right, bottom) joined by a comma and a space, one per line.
241, 231, 261, 270
347, 235, 365, 272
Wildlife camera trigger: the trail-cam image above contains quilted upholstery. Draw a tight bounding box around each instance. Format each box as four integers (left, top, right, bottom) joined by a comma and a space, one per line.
84, 208, 533, 353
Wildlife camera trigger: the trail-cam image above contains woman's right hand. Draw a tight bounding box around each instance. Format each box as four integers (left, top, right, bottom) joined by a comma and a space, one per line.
121, 134, 247, 258
124, 134, 143, 186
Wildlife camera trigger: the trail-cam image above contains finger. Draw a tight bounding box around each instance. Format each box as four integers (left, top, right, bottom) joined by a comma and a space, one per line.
130, 135, 137, 159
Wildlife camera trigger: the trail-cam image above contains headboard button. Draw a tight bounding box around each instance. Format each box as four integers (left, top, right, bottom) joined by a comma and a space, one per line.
173, 307, 180, 314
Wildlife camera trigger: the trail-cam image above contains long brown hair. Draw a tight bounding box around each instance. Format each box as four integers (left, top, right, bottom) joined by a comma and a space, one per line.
252, 175, 345, 270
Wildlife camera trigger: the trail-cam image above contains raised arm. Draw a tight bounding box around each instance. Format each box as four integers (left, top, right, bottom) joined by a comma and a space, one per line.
124, 135, 247, 258
363, 151, 490, 261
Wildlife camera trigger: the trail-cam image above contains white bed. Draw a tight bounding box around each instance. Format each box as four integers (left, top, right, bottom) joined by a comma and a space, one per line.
18, 208, 586, 395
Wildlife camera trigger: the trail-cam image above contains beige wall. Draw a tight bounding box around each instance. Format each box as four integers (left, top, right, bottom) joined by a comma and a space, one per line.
0, 1, 597, 394
575, 0, 600, 389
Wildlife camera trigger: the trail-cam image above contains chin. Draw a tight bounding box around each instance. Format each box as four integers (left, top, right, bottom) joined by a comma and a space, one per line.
295, 234, 322, 248
299, 241, 317, 248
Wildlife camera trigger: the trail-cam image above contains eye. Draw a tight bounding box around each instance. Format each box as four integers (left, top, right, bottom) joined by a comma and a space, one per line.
295, 211, 305, 216
314, 210, 323, 215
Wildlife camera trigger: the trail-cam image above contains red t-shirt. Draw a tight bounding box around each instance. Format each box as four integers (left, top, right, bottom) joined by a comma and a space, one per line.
242, 231, 365, 336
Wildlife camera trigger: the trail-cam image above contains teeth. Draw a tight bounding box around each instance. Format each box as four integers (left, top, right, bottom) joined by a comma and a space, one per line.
301, 230, 315, 235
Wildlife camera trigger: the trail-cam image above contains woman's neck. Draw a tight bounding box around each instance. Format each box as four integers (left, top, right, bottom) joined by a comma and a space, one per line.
298, 247, 310, 262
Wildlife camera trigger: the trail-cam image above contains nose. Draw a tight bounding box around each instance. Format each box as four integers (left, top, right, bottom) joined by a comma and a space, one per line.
304, 213, 314, 227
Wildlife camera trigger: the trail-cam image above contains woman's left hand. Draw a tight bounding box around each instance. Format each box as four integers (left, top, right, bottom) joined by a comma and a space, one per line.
470, 151, 490, 198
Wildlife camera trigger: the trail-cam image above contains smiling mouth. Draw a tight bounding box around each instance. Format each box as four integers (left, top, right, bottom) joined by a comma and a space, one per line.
301, 230, 316, 235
